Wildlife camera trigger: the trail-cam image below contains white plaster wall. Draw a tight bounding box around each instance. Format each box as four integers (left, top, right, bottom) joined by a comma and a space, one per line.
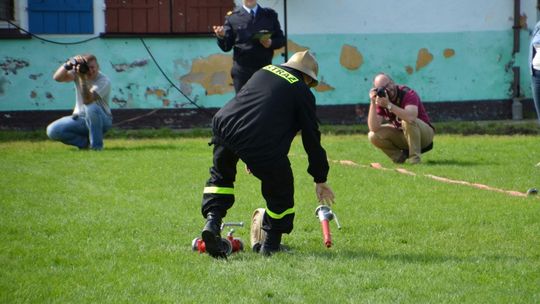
94, 0, 106, 34
522, 0, 539, 29
256, 0, 538, 34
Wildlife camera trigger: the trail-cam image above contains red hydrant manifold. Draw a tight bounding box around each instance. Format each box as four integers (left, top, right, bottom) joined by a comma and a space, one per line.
192, 222, 244, 256
315, 205, 341, 248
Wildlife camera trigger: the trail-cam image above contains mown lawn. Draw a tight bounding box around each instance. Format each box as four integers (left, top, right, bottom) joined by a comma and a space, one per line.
0, 134, 539, 303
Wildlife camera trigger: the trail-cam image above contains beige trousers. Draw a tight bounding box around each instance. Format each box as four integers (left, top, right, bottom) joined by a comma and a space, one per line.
368, 119, 434, 163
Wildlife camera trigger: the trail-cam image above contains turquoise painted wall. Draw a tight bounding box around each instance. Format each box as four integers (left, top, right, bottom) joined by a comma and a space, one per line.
0, 29, 530, 111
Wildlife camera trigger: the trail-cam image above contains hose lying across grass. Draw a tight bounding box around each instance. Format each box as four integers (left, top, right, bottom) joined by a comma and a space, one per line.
333, 159, 537, 199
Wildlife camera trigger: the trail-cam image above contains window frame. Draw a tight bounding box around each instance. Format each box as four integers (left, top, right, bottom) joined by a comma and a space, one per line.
0, 0, 30, 38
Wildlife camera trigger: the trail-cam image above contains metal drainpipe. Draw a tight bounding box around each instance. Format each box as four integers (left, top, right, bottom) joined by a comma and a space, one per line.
513, 0, 521, 55
282, 0, 288, 62
511, 0, 523, 119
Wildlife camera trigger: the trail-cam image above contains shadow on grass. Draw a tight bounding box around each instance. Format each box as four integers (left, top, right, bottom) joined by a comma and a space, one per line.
104, 144, 181, 151
423, 159, 496, 166
304, 249, 527, 265
336, 249, 460, 264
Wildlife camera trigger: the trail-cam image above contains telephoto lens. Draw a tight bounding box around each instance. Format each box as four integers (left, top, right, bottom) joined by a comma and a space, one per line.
69, 58, 89, 74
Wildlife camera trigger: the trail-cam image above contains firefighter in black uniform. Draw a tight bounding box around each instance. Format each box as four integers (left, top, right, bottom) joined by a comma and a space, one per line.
200, 51, 335, 258
213, 0, 286, 93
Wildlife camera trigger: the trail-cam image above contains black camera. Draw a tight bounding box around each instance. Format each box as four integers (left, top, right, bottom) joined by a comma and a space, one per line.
65, 58, 89, 74
375, 87, 387, 98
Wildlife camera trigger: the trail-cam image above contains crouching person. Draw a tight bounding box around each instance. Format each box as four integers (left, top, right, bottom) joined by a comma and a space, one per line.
199, 51, 335, 258
47, 54, 112, 150
367, 73, 434, 164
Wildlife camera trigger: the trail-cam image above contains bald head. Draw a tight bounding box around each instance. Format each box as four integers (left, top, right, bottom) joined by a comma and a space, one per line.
372, 73, 397, 100
373, 73, 393, 88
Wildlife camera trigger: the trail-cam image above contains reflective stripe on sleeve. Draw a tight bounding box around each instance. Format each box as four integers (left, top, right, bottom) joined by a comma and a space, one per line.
203, 186, 234, 195
265, 207, 295, 219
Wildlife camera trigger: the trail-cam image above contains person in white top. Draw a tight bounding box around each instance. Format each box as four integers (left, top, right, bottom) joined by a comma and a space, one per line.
47, 54, 112, 150
529, 21, 540, 123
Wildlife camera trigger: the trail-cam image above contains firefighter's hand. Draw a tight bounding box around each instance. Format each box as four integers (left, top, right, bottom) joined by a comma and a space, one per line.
245, 164, 251, 175
213, 25, 225, 38
315, 182, 335, 206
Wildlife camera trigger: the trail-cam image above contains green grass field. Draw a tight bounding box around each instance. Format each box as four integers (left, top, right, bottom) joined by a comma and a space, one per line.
1, 134, 539, 303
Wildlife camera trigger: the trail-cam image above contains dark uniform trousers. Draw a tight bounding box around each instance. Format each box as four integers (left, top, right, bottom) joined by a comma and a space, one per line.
231, 62, 259, 93
202, 143, 295, 234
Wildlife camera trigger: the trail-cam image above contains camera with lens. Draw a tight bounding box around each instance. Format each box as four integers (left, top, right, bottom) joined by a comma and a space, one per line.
65, 58, 89, 74
375, 87, 387, 98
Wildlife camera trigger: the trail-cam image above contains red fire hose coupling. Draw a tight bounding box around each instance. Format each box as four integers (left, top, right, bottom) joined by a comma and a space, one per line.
315, 205, 341, 248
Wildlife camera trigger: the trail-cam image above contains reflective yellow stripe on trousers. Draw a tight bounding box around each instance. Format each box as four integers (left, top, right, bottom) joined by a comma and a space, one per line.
265, 207, 295, 219
203, 186, 234, 195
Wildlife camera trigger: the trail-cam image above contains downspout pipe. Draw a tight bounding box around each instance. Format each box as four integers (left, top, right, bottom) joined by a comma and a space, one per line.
511, 0, 523, 119
513, 0, 521, 55
282, 0, 288, 62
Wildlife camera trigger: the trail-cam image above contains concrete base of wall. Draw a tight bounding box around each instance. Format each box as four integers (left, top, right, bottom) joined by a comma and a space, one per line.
0, 99, 536, 130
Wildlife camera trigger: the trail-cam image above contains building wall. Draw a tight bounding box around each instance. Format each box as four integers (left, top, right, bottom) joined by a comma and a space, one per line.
0, 0, 536, 118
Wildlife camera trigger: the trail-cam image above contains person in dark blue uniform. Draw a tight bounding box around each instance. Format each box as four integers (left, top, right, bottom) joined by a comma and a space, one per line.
199, 51, 335, 258
213, 0, 286, 93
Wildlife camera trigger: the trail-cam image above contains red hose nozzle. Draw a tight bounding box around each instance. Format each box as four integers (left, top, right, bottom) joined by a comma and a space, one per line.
316, 205, 338, 248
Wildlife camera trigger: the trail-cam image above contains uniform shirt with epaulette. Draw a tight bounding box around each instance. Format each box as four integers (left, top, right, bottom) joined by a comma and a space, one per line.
218, 6, 286, 69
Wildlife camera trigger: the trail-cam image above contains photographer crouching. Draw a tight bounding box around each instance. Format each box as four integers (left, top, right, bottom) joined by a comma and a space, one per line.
367, 73, 434, 164
46, 54, 112, 150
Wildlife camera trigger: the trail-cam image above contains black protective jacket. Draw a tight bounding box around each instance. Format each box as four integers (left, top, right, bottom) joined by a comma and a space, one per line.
212, 65, 329, 183
217, 6, 286, 69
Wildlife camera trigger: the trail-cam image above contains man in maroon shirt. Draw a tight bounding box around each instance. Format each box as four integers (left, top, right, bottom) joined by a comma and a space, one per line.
367, 73, 434, 164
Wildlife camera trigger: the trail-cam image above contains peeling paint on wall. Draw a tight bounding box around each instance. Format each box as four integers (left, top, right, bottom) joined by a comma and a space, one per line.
274, 40, 309, 58
29, 73, 43, 80
0, 77, 8, 95
315, 77, 335, 92
111, 59, 148, 72
146, 87, 167, 98
0, 57, 29, 75
112, 97, 128, 107
30, 91, 37, 98
405, 66, 414, 75
339, 44, 363, 70
145, 87, 173, 107
416, 48, 433, 71
180, 54, 233, 95
443, 48, 455, 58
520, 13, 528, 29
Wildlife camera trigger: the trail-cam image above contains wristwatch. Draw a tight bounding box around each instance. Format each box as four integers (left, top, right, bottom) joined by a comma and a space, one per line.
386, 103, 393, 111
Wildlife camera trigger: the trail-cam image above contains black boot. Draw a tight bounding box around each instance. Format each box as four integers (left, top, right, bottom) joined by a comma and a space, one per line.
201, 211, 227, 259
260, 231, 282, 257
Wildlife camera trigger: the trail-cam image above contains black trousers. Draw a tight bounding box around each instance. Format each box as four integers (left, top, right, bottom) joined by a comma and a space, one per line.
231, 63, 259, 93
201, 143, 295, 234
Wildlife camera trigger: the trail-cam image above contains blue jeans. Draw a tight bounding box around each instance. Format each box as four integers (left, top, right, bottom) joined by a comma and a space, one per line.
531, 70, 540, 123
46, 103, 112, 150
